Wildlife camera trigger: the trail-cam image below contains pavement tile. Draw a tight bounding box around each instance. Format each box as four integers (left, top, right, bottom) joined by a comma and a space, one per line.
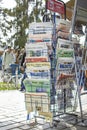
0, 122, 4, 127
11, 128, 21, 130
0, 123, 24, 130
0, 116, 6, 119
13, 118, 27, 123
0, 117, 16, 122
0, 127, 7, 130
11, 111, 27, 117
0, 121, 15, 127
19, 124, 31, 130
30, 128, 39, 130
36, 123, 51, 130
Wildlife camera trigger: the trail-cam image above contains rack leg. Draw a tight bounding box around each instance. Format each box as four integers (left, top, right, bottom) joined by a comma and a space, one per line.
64, 88, 66, 113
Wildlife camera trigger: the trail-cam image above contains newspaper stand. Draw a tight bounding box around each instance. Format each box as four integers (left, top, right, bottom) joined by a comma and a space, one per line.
54, 37, 78, 125
24, 1, 79, 129
46, 0, 79, 126
24, 0, 84, 128
24, 21, 54, 128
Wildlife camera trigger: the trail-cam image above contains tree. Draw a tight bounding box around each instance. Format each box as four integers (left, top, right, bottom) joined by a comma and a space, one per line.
1, 0, 45, 48
3, 0, 29, 48
0, 0, 7, 46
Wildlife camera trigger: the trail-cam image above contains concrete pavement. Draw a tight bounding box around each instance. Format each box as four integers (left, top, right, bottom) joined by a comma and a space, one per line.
0, 90, 27, 130
0, 90, 87, 130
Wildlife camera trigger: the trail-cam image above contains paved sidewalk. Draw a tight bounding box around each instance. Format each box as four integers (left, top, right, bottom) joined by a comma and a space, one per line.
0, 90, 87, 130
0, 90, 28, 130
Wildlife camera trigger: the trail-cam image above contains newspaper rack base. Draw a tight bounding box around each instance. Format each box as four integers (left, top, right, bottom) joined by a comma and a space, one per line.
25, 92, 53, 128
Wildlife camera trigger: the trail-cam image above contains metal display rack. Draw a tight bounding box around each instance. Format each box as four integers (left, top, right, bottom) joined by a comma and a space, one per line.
52, 28, 79, 127
23, 0, 87, 129
46, 0, 79, 127
69, 0, 87, 126
24, 21, 54, 129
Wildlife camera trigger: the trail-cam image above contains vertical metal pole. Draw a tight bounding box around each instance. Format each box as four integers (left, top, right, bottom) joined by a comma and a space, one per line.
57, 0, 67, 113
70, 0, 84, 122
43, 0, 48, 22
36, 0, 37, 22
53, 13, 56, 24
45, 0, 47, 12
61, 0, 67, 113
70, 0, 78, 40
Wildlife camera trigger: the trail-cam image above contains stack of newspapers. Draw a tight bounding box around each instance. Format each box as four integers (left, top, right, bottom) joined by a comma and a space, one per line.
24, 22, 53, 95
24, 22, 54, 124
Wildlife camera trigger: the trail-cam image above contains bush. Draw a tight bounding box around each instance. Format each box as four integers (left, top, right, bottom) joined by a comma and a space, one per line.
0, 82, 20, 90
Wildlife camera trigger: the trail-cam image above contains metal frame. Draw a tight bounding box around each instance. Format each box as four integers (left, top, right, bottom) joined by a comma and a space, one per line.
70, 0, 87, 126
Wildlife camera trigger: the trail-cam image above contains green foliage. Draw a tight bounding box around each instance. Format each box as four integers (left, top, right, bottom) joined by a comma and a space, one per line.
1, 0, 45, 48
0, 82, 20, 90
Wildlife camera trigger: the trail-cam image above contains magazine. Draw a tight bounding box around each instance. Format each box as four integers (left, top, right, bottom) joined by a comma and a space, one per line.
29, 28, 53, 34
26, 62, 51, 70
57, 38, 73, 49
25, 57, 49, 63
29, 34, 52, 40
29, 22, 53, 29
26, 71, 50, 79
26, 42, 47, 49
58, 63, 73, 70
57, 48, 74, 58
26, 49, 48, 57
23, 78, 51, 96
